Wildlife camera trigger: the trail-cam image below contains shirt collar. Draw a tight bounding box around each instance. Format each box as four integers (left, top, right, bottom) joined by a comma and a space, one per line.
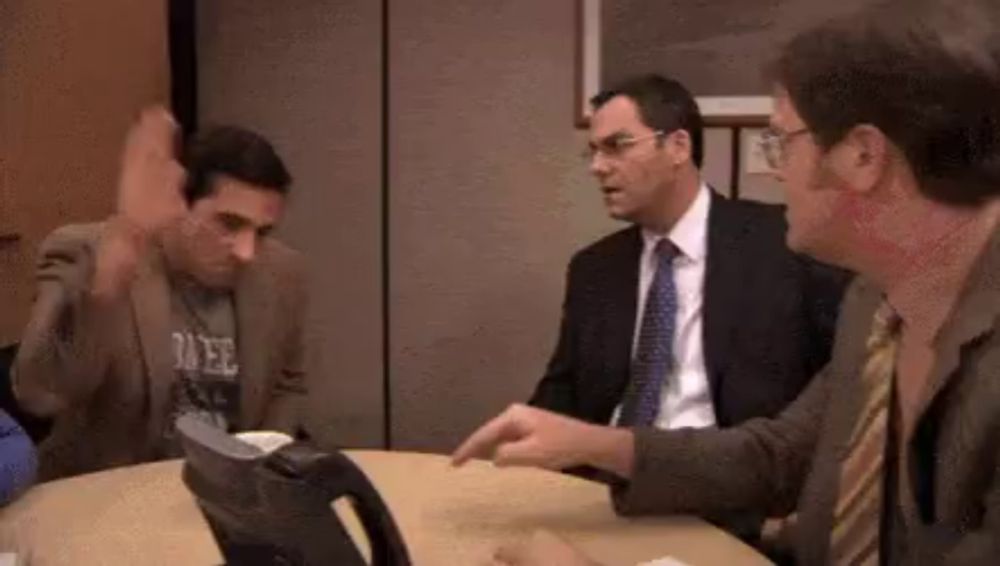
641, 183, 711, 261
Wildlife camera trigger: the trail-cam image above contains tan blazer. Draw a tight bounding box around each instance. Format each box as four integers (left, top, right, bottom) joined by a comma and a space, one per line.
13, 223, 308, 481
613, 227, 1000, 564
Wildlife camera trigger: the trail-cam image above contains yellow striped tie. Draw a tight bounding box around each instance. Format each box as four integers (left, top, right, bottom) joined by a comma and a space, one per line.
829, 301, 901, 566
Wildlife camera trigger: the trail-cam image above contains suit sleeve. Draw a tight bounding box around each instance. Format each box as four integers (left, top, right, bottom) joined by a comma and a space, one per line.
528, 254, 581, 417
0, 410, 37, 506
612, 360, 831, 518
261, 257, 309, 435
13, 226, 125, 417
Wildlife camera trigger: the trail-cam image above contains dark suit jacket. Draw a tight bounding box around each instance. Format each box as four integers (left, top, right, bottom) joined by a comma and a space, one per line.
614, 226, 1000, 565
529, 191, 849, 428
13, 223, 308, 480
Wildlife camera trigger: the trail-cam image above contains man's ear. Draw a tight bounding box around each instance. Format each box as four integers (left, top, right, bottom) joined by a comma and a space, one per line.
826, 124, 890, 195
665, 129, 693, 166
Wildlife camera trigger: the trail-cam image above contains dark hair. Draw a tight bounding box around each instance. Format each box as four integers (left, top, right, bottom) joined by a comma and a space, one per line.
772, 0, 1000, 206
590, 74, 704, 169
181, 126, 292, 203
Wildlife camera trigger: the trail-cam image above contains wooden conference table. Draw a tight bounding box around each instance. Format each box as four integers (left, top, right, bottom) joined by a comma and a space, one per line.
0, 451, 771, 565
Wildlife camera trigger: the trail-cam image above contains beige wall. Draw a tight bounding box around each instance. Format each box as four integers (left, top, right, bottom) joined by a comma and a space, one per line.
195, 1, 764, 453
197, 0, 385, 448
2, 1, 788, 448
0, 0, 169, 345
196, 0, 617, 452
602, 0, 873, 95
387, 1, 614, 451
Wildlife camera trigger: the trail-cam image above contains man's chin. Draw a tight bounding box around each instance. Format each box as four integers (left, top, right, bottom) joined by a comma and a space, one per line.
786, 229, 840, 266
605, 206, 635, 223
786, 227, 817, 257
191, 268, 238, 290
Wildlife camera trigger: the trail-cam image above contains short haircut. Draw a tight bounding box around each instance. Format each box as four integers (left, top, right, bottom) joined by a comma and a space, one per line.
591, 74, 705, 169
181, 126, 292, 204
772, 0, 1000, 206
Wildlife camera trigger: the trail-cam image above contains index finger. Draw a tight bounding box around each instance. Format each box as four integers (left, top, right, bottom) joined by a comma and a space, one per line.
451, 408, 524, 467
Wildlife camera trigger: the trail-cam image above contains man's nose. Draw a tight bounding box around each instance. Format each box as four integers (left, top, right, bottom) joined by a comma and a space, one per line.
231, 230, 256, 263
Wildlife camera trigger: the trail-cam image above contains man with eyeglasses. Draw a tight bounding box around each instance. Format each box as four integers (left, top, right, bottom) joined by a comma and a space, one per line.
457, 0, 1000, 564
527, 74, 849, 485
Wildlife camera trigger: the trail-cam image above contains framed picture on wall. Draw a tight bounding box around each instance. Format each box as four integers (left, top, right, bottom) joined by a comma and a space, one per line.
575, 0, 776, 128
574, 0, 875, 129
573, 0, 879, 201
574, 0, 601, 128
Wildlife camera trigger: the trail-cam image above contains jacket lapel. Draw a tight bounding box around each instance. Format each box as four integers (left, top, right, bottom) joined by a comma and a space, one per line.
702, 191, 744, 398
129, 249, 174, 449
831, 280, 885, 460
908, 226, 1000, 442
235, 263, 272, 429
602, 227, 642, 401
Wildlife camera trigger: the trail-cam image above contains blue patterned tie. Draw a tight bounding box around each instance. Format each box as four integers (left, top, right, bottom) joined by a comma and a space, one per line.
619, 239, 679, 428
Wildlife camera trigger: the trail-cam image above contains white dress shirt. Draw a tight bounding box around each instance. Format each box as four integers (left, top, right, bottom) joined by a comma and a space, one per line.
612, 184, 717, 430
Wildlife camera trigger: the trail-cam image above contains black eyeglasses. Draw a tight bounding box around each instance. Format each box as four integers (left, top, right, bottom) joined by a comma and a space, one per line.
759, 127, 810, 169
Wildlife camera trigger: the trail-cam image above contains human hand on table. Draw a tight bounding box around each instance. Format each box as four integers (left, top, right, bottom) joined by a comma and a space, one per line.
451, 404, 635, 478
490, 529, 602, 566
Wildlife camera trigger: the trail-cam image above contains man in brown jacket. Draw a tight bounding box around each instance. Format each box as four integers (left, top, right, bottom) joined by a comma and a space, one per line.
453, 1, 1000, 564
13, 110, 308, 480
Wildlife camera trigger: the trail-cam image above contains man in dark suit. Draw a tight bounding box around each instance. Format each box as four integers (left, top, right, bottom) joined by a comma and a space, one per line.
454, 1, 1000, 564
530, 74, 848, 432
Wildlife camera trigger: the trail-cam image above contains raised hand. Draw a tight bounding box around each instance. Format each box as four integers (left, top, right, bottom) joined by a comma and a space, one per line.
91, 108, 187, 300
115, 107, 187, 235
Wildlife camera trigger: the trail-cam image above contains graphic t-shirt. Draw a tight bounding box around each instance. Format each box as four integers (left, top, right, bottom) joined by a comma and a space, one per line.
160, 278, 240, 457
